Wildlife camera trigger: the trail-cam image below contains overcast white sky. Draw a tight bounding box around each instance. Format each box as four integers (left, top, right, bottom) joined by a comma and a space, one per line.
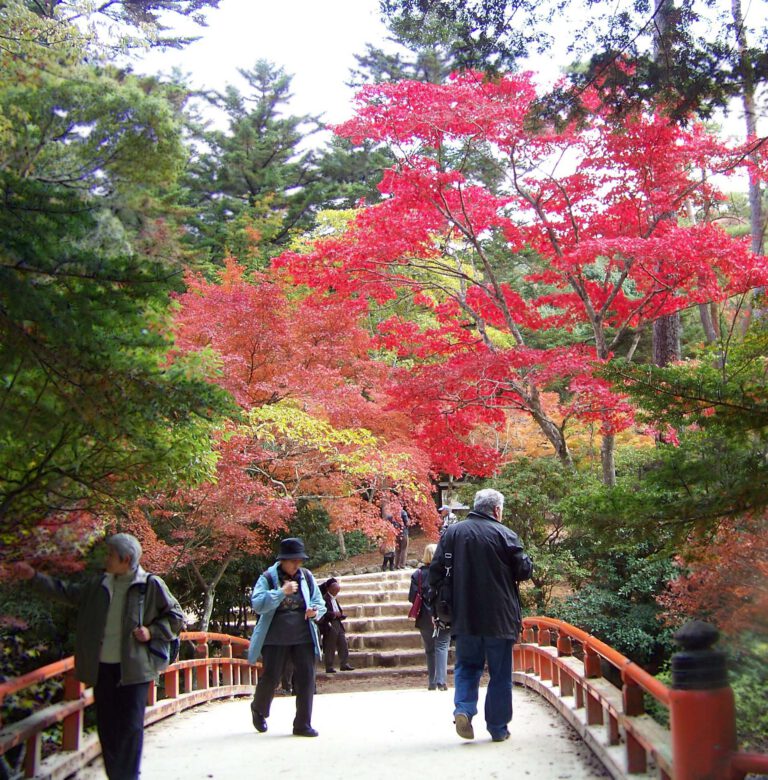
135, 0, 760, 144
137, 0, 393, 125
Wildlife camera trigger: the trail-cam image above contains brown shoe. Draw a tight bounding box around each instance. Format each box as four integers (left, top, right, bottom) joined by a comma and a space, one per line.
454, 713, 474, 740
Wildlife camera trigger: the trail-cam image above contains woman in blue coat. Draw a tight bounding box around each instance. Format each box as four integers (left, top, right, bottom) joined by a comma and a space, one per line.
248, 538, 326, 737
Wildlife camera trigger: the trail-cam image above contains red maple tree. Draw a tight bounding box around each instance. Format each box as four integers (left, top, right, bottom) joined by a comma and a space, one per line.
276, 71, 768, 485
137, 260, 439, 628
657, 513, 768, 635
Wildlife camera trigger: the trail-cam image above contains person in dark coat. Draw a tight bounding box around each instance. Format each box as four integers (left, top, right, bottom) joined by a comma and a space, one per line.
318, 578, 354, 673
395, 507, 410, 569
409, 544, 450, 690
429, 488, 533, 743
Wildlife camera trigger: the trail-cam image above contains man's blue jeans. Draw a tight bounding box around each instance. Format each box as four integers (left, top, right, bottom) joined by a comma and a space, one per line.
453, 635, 514, 738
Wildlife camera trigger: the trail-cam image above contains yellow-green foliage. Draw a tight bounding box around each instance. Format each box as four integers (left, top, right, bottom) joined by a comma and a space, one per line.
245, 402, 417, 487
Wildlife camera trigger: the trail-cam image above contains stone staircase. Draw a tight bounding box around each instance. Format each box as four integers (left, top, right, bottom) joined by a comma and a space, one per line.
316, 568, 454, 686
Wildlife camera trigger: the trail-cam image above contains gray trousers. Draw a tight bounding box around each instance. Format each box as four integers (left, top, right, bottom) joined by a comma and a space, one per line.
419, 625, 450, 686
395, 535, 408, 568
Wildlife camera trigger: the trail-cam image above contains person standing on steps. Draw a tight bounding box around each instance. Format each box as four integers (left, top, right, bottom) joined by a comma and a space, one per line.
429, 488, 533, 743
438, 505, 459, 536
14, 533, 184, 780
247, 537, 326, 737
395, 507, 410, 569
318, 577, 354, 673
381, 514, 399, 571
410, 544, 450, 691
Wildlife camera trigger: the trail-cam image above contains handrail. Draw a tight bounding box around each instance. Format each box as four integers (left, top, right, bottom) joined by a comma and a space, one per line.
0, 631, 258, 780
729, 752, 768, 780
516, 617, 767, 780
3, 621, 765, 780
524, 616, 670, 705
517, 616, 673, 778
0, 659, 75, 707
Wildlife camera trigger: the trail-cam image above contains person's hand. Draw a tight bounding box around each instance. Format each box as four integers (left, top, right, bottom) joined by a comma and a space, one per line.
132, 626, 151, 643
12, 562, 36, 580
282, 580, 298, 595
305, 608, 317, 620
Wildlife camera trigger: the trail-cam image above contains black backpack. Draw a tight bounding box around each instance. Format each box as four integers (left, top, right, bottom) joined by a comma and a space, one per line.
428, 535, 454, 630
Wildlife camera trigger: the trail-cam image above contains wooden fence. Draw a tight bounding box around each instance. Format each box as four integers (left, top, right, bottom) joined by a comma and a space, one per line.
0, 632, 258, 780
514, 617, 768, 780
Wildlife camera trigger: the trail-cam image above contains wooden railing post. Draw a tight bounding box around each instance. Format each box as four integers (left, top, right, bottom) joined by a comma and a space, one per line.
165, 666, 180, 699
195, 640, 209, 690
522, 626, 535, 644
61, 672, 84, 751
221, 642, 233, 687
538, 627, 553, 681
583, 644, 601, 678
23, 733, 41, 778
556, 630, 573, 695
513, 643, 523, 672
556, 632, 572, 657
669, 621, 736, 780
623, 675, 648, 774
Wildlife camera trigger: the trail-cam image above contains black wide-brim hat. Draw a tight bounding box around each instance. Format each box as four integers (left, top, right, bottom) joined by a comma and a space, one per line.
276, 537, 309, 560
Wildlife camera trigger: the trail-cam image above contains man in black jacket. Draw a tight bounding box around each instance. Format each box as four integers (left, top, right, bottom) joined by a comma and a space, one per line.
429, 488, 533, 742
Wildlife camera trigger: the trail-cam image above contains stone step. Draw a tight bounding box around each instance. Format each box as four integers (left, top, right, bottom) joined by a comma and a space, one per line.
316, 665, 455, 685
334, 577, 413, 593
316, 567, 440, 673
345, 615, 416, 633
345, 601, 413, 619
347, 647, 456, 669
347, 630, 424, 651
324, 570, 414, 587
330, 569, 416, 584
339, 590, 411, 605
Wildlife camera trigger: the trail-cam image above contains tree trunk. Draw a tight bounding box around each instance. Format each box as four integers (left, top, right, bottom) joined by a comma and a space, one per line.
652, 314, 681, 366
651, 0, 684, 367
601, 433, 616, 487
195, 557, 232, 633
685, 200, 719, 344
732, 0, 763, 257
200, 588, 216, 634
337, 529, 347, 558
527, 386, 574, 470
732, 0, 765, 333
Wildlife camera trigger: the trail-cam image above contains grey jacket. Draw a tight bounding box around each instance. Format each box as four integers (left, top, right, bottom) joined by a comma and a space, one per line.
32, 566, 184, 686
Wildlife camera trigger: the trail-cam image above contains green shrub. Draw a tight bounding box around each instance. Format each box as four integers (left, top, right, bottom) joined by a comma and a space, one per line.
728, 634, 768, 752
548, 550, 676, 669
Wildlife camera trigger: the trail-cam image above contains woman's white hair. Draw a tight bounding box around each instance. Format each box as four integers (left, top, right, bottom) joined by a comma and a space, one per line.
422, 543, 437, 565
106, 533, 142, 568
473, 488, 504, 516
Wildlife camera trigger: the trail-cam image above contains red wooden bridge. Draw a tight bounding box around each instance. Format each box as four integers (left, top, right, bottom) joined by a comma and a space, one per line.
1, 619, 766, 780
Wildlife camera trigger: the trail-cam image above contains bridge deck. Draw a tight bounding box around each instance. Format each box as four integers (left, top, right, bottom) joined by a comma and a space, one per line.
77, 685, 610, 779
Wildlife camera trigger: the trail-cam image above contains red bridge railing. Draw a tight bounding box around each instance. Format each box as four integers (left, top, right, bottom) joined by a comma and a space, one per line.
0, 631, 258, 780
515, 617, 768, 780
3, 622, 766, 780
